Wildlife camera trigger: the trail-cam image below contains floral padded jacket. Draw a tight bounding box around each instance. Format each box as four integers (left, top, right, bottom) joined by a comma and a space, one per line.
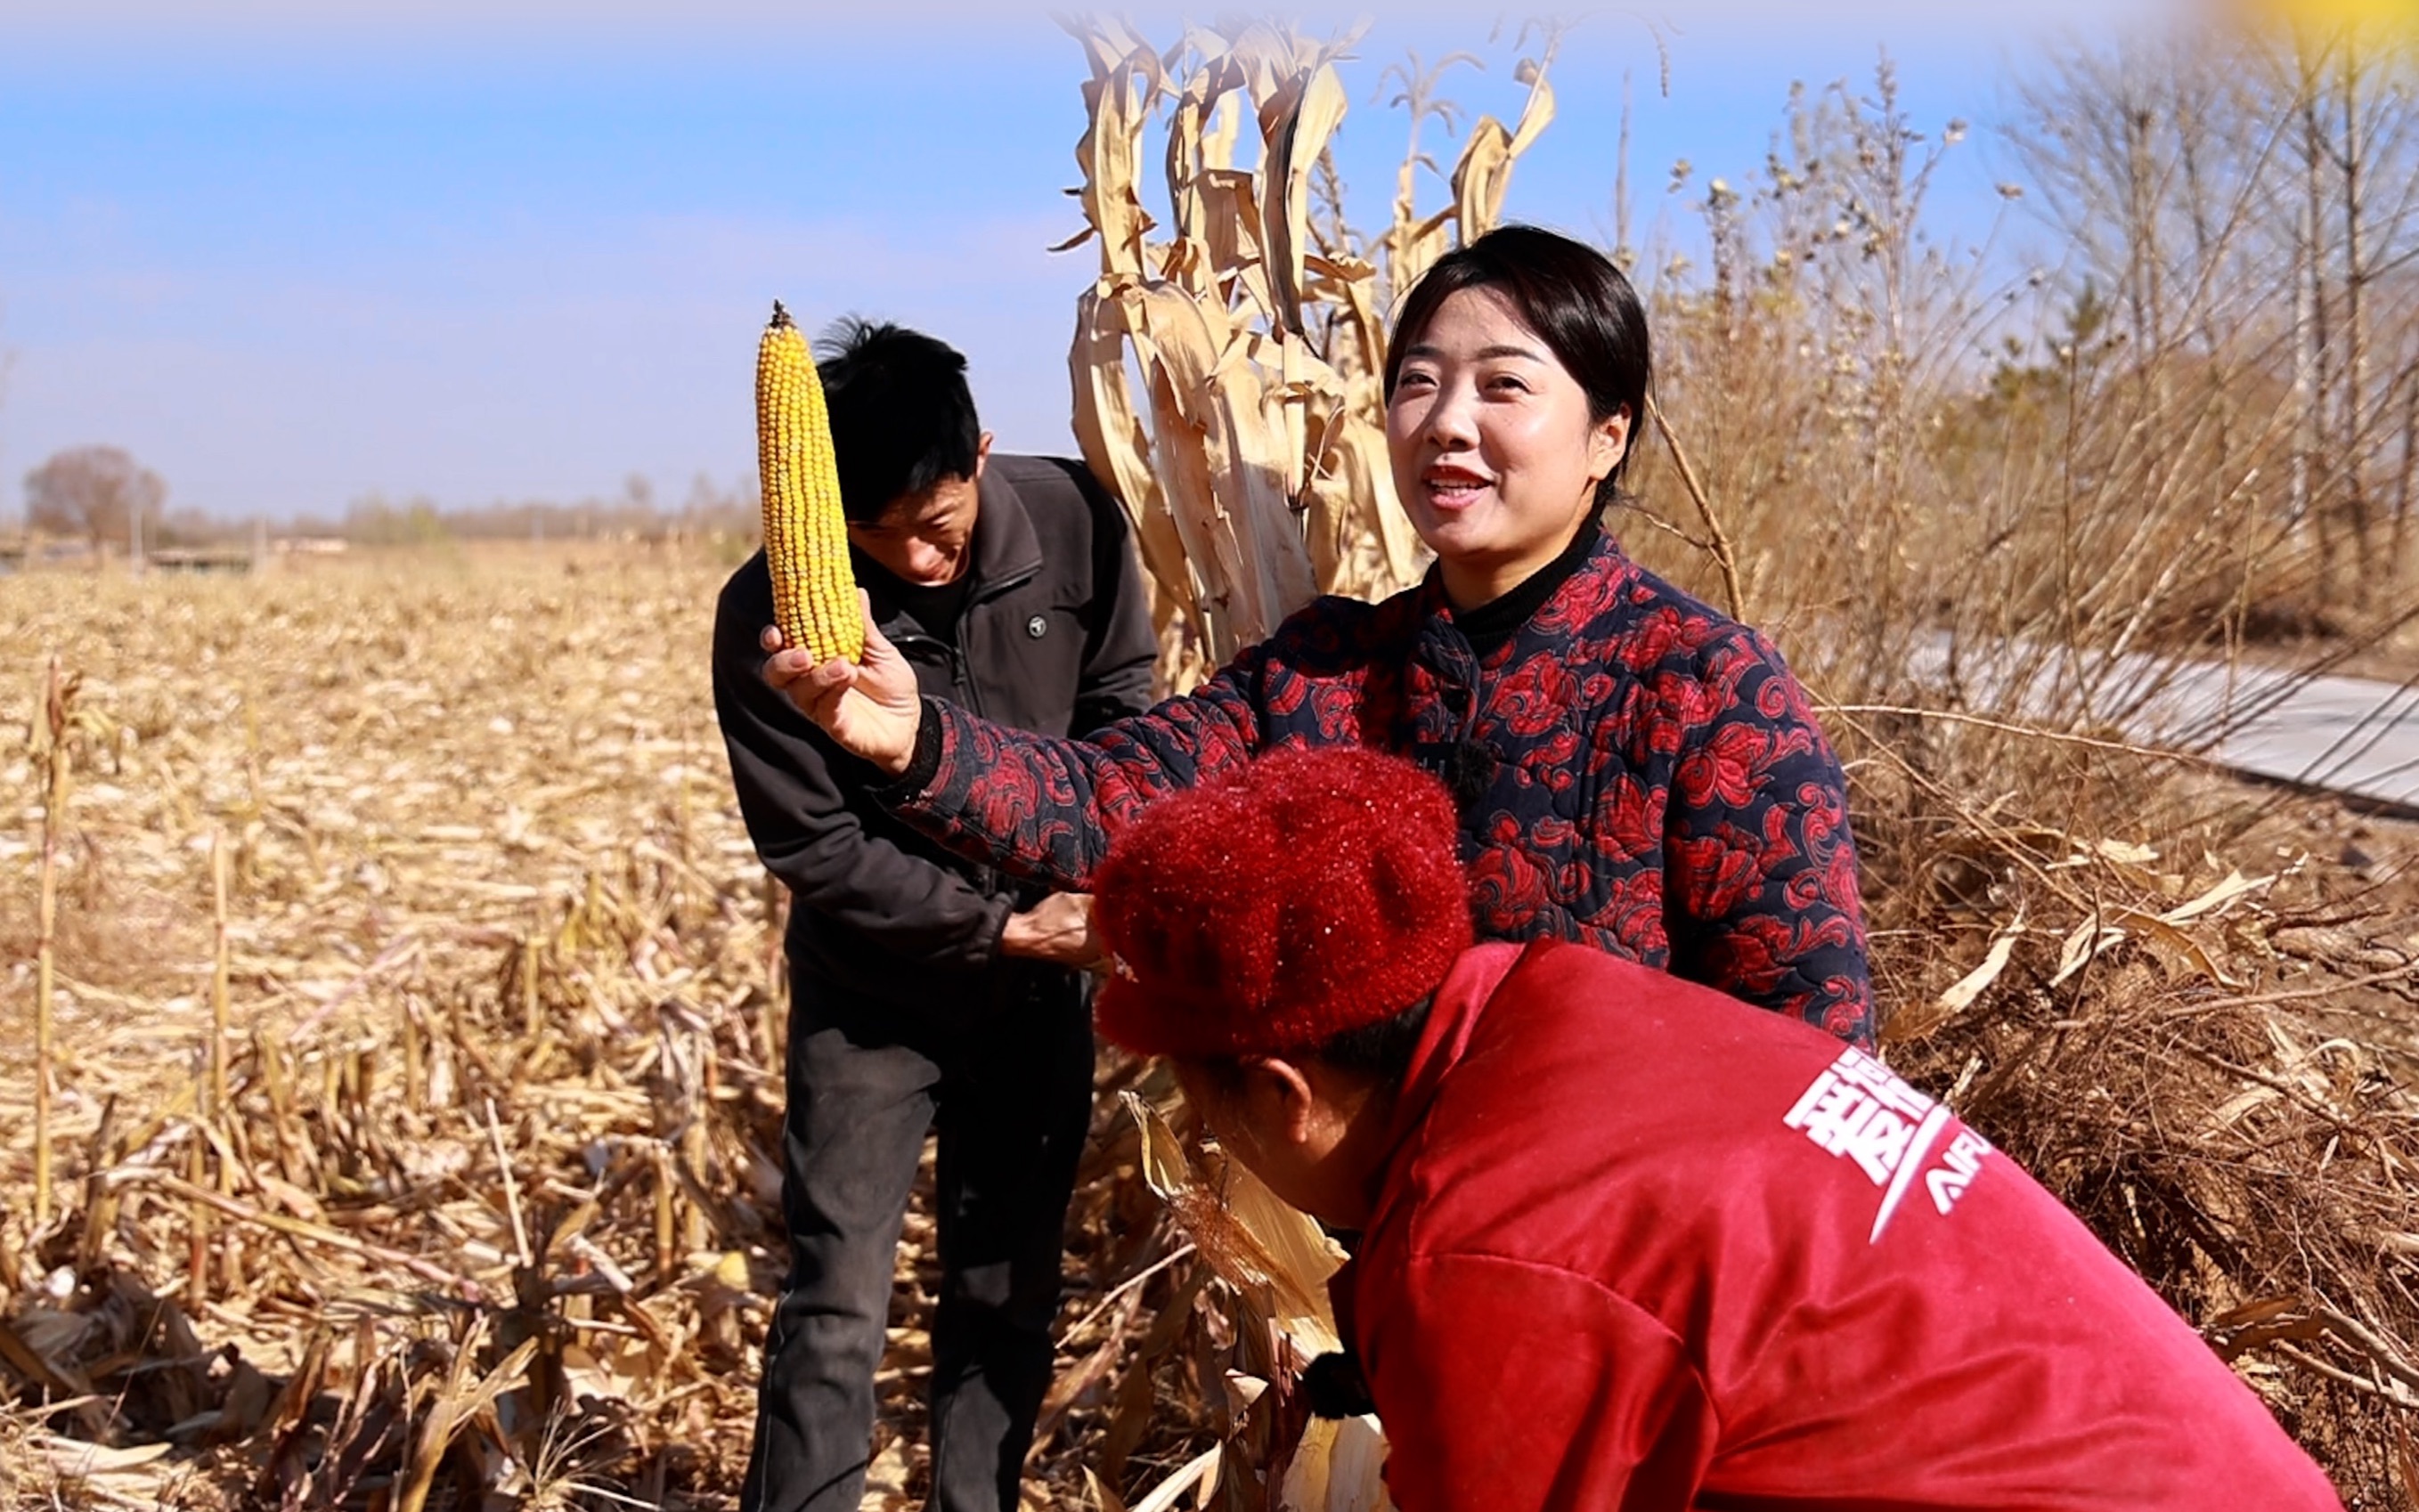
890, 529, 1876, 1048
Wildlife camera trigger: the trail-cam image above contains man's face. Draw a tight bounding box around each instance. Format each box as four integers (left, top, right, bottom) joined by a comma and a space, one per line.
848, 434, 990, 586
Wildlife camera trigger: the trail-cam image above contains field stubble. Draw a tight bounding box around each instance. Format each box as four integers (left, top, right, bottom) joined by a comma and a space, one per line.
3, 538, 2417, 1510
0, 545, 1190, 1509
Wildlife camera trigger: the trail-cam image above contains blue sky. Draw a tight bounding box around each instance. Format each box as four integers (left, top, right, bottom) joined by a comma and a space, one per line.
0, 2, 2182, 524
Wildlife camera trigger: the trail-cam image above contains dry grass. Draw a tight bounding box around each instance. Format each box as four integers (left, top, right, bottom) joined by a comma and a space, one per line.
1622, 49, 2419, 1512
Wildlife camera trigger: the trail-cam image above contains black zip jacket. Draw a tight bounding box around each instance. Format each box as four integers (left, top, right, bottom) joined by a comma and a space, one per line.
711, 454, 1157, 1012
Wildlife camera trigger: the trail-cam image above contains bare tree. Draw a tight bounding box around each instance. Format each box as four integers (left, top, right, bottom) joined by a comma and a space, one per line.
2009, 20, 2419, 610
24, 445, 167, 557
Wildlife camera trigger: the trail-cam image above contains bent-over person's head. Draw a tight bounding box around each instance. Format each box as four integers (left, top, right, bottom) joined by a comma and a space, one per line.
816, 317, 992, 585
1091, 746, 1473, 1227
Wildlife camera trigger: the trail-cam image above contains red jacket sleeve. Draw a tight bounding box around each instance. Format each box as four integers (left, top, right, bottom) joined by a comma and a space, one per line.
1362, 1254, 1718, 1512
892, 634, 1282, 890
1660, 627, 1875, 1047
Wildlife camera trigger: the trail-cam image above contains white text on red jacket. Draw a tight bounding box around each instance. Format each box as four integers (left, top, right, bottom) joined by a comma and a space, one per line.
1784, 1046, 1993, 1242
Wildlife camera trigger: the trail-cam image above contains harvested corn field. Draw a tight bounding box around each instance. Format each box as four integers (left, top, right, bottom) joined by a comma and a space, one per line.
0, 547, 1195, 1509
1, 547, 787, 1507
6, 12, 2419, 1511
2, 541, 2417, 1511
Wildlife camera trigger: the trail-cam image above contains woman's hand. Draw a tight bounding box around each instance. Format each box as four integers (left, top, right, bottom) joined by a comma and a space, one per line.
761, 591, 923, 776
999, 891, 1106, 969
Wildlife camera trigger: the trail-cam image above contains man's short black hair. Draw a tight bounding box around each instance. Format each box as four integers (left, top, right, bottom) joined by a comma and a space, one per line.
814, 317, 983, 524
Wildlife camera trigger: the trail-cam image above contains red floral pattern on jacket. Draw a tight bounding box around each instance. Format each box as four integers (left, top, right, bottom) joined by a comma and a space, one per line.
903, 533, 1876, 1045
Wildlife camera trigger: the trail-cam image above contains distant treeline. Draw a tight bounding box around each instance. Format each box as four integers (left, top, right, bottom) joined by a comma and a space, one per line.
73, 475, 764, 550
295, 480, 760, 547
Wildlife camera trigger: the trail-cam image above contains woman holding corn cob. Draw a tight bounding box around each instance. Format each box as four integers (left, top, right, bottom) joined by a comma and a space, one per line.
766, 225, 1875, 1046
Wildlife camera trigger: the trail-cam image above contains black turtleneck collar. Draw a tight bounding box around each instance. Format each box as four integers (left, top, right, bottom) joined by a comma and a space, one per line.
1453, 515, 1604, 657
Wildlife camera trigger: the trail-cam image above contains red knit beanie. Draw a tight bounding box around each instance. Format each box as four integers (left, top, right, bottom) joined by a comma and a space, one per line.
1091, 744, 1475, 1059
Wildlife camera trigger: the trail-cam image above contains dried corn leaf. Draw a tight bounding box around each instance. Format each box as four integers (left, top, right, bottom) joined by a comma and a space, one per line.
1068, 45, 1164, 278
1086, 1466, 1133, 1512
1124, 1093, 1343, 1354
1280, 1415, 1397, 1512
1201, 168, 1276, 321
1448, 53, 1557, 242
36, 1433, 176, 1508
1161, 52, 1250, 298
1201, 349, 1324, 642
2160, 868, 2274, 925
1885, 914, 2024, 1045
1256, 61, 1351, 335
1072, 285, 1197, 642
2108, 906, 2245, 987
2048, 918, 2126, 988
1129, 1444, 1223, 1512
1063, 15, 1156, 77
1939, 929, 2021, 1015
561, 1334, 662, 1409
1284, 348, 1426, 595
1117, 278, 1316, 656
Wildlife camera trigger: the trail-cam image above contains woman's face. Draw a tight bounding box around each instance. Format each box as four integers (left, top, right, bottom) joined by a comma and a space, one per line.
1385, 286, 1631, 609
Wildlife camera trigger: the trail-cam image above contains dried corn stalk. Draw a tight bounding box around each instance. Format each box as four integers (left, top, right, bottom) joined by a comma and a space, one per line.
1063, 26, 1568, 1507
1061, 21, 1560, 688
1124, 1093, 1393, 1512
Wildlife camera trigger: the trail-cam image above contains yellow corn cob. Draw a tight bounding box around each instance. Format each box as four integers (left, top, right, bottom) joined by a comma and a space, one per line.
756, 300, 864, 663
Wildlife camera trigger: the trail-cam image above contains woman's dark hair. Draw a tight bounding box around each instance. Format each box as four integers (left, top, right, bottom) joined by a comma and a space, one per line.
1382, 224, 1652, 508
815, 317, 984, 524
1313, 993, 1435, 1082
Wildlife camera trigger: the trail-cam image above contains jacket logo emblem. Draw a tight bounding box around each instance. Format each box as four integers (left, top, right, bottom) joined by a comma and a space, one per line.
1027, 615, 1049, 638
1783, 1046, 1991, 1242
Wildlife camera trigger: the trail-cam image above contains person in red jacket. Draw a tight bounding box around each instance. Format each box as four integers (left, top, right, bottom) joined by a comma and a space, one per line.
1085, 744, 2345, 1512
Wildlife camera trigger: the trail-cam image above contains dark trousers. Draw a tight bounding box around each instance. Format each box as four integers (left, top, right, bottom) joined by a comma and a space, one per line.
740, 966, 1095, 1512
